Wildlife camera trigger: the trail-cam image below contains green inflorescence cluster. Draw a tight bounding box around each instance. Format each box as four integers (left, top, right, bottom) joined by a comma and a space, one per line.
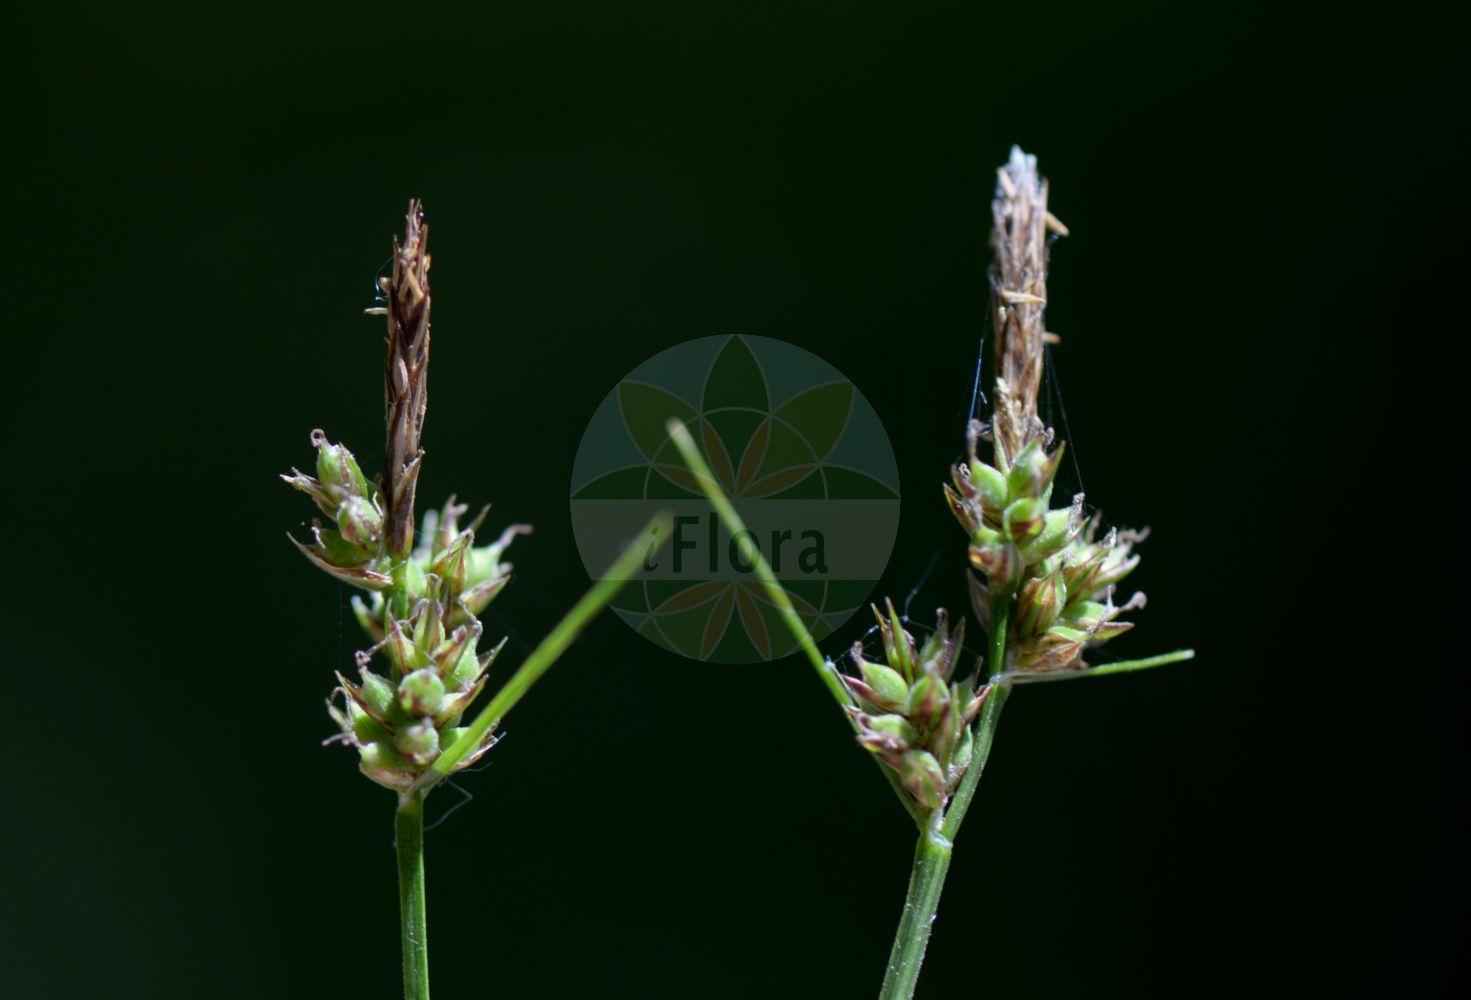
946, 421, 1144, 675
844, 602, 989, 812
284, 431, 527, 790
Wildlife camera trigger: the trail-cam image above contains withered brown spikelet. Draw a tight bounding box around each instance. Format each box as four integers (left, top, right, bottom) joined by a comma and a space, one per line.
379, 200, 432, 558
990, 147, 1068, 465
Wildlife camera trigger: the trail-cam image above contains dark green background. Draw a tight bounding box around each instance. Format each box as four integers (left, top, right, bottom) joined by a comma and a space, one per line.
6, 2, 1456, 997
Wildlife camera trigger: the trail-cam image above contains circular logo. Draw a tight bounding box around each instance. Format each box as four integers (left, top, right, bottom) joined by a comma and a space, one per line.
571, 335, 900, 663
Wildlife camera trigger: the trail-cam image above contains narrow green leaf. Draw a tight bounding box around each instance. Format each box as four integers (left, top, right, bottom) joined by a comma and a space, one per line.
1001, 648, 1196, 685
665, 418, 923, 825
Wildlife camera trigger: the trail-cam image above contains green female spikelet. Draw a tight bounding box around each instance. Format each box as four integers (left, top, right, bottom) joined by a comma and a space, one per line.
843, 601, 991, 811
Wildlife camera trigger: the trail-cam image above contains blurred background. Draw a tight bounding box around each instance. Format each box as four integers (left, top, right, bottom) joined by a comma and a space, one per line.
5, 2, 1457, 997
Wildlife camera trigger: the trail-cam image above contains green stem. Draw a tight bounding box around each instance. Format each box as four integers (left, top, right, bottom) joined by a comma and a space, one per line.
878, 826, 953, 1000
874, 701, 1009, 1000
941, 682, 1009, 842
391, 517, 671, 995
879, 593, 1013, 1000
941, 593, 1012, 841
396, 792, 430, 1000
668, 415, 1035, 995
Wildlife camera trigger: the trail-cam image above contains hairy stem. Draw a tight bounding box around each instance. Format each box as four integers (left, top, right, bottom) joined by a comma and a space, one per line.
396, 792, 430, 1000
878, 825, 953, 1000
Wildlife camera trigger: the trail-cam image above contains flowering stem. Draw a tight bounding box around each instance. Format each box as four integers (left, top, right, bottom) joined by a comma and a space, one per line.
385, 514, 671, 1000
395, 791, 430, 1000
878, 824, 953, 1000
878, 594, 1012, 1000
875, 700, 1009, 1000
940, 593, 1013, 841
670, 403, 1019, 993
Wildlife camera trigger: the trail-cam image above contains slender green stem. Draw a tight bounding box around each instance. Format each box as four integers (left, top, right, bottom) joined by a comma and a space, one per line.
941, 593, 1013, 840
879, 593, 1013, 1000
391, 516, 670, 996
941, 678, 1010, 842
664, 419, 921, 823
413, 513, 672, 794
676, 414, 1127, 996
878, 825, 953, 1000
396, 792, 430, 1000
879, 610, 1193, 996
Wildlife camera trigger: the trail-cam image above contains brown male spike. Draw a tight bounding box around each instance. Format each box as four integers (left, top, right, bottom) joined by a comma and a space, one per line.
990, 146, 1068, 465
379, 200, 432, 558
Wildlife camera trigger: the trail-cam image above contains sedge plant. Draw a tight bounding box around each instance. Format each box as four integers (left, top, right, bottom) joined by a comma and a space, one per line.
282, 202, 669, 999
667, 147, 1194, 999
